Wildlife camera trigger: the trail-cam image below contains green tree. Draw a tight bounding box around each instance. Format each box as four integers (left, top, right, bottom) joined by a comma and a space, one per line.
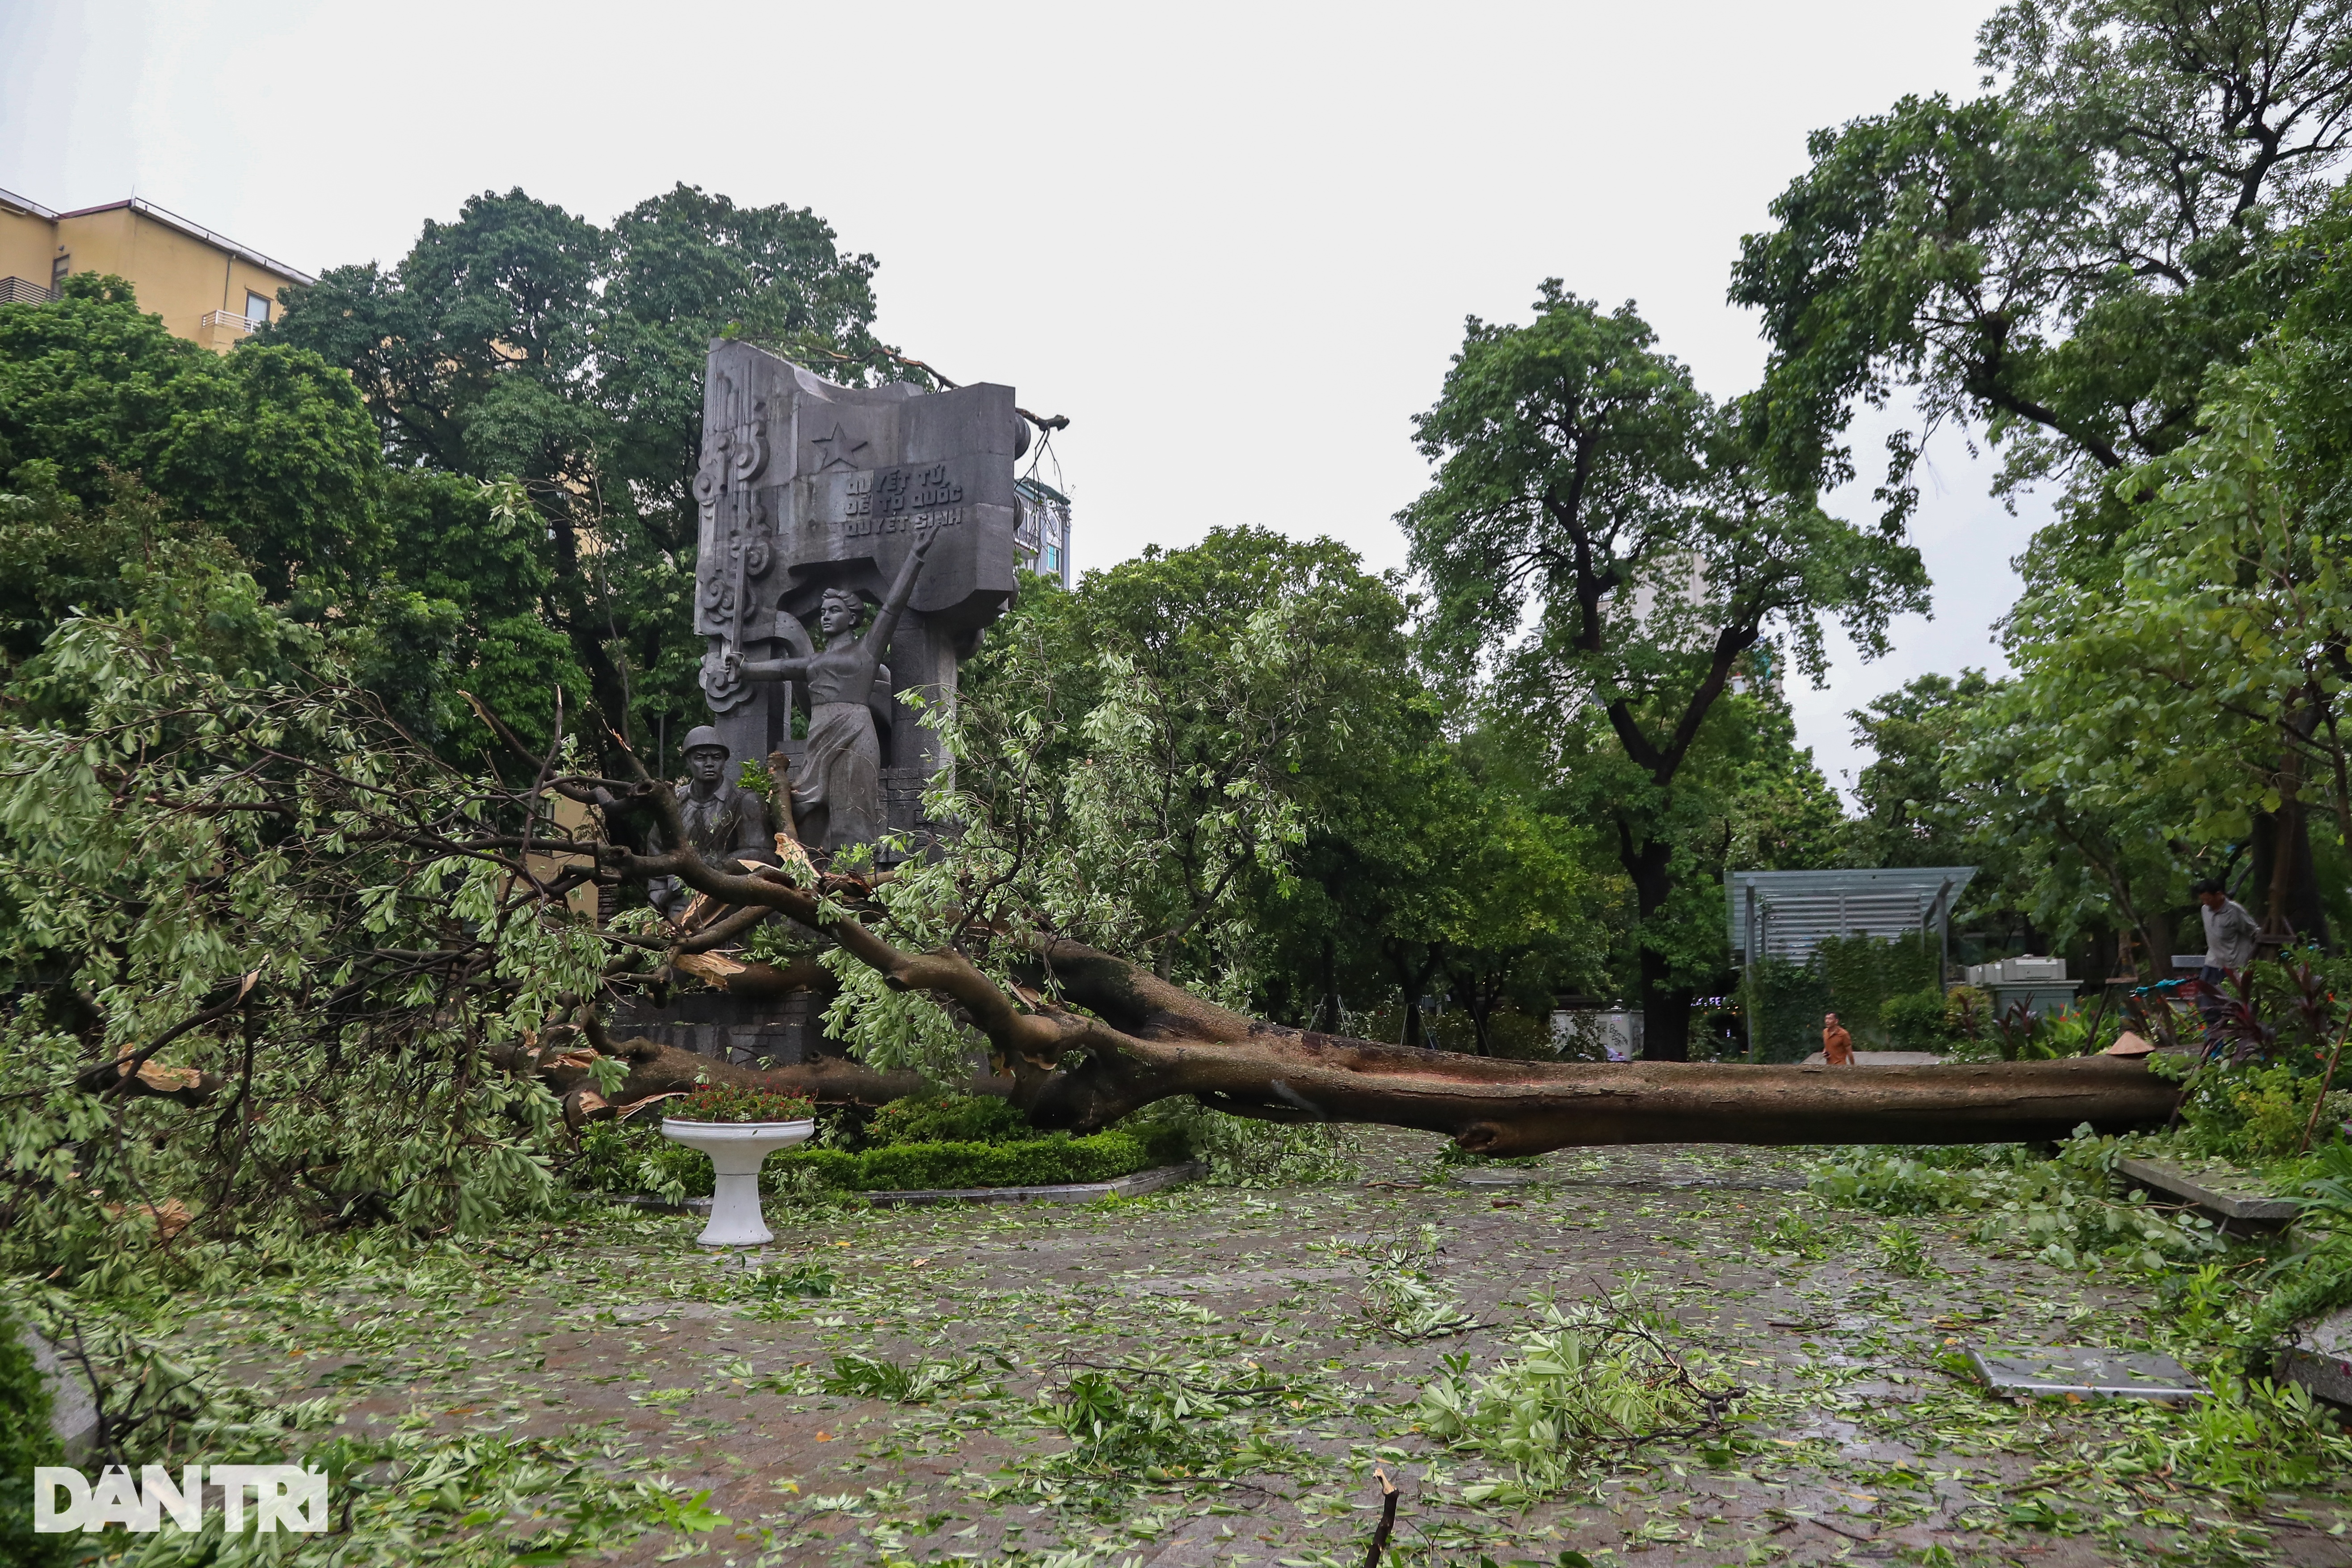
1948, 676, 2200, 966
937, 528, 1614, 1055
0, 277, 590, 756
1734, 0, 2352, 966
1842, 671, 2059, 959
0, 463, 236, 672
1982, 199, 2352, 952
0, 464, 306, 703
600, 183, 898, 518
1402, 284, 1924, 1059
1732, 0, 2352, 542
1523, 669, 1846, 1039
1423, 758, 1602, 1055
0, 569, 606, 1285
0, 274, 382, 589
1847, 671, 1998, 869
958, 530, 1424, 994
1720, 683, 1852, 874
268, 184, 903, 753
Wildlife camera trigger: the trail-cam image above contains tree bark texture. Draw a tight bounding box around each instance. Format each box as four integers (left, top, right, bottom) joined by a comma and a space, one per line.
1624, 833, 1692, 1062
2253, 800, 2330, 945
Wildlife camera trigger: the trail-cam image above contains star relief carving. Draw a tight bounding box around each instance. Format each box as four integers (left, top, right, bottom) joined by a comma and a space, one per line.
810, 422, 869, 471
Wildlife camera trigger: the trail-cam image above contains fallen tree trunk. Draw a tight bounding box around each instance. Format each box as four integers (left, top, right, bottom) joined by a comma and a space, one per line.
552, 781, 2184, 1152
549, 1017, 2175, 1152
1145, 1049, 2177, 1152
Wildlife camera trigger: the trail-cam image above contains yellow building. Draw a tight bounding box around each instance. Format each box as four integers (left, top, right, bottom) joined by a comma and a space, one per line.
0, 186, 312, 351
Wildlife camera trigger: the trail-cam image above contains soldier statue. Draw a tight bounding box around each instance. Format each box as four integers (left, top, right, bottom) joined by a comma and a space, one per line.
646, 725, 775, 920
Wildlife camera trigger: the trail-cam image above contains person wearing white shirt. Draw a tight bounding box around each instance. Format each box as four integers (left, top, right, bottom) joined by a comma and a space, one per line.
2192, 877, 2259, 1023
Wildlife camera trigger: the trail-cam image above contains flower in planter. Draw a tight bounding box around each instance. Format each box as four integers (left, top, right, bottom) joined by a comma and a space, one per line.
669, 1083, 816, 1124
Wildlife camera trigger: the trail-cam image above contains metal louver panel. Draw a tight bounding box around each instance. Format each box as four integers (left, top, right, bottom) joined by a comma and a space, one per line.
1727, 867, 1977, 966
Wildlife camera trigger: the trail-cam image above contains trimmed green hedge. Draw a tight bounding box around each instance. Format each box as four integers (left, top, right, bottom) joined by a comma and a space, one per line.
863, 1094, 1032, 1146
1744, 932, 1942, 1060
775, 1131, 1159, 1192
574, 1097, 1195, 1201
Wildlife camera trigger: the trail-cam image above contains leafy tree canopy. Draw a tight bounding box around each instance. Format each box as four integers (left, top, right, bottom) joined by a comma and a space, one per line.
0, 273, 382, 589
1733, 0, 2352, 550
941, 529, 1616, 1050
1847, 671, 2000, 871
268, 185, 907, 752
1401, 282, 1923, 1056
1976, 188, 2352, 957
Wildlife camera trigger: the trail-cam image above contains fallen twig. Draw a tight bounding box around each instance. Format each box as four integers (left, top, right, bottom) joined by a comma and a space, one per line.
1363, 1467, 1400, 1567
2297, 1010, 2352, 1155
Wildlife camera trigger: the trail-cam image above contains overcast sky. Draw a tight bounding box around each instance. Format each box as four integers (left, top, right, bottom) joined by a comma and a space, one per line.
1, 0, 2045, 799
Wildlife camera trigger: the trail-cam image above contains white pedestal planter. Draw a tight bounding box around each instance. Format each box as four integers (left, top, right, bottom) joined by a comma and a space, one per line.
659, 1118, 815, 1246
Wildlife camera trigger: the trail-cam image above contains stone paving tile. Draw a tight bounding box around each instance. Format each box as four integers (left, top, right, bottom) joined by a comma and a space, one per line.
180, 1131, 2352, 1565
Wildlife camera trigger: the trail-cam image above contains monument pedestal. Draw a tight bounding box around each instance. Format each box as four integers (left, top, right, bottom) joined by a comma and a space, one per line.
609, 988, 824, 1067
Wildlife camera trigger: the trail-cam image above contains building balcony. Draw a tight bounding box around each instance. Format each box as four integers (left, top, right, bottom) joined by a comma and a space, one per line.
0, 276, 56, 305
198, 308, 259, 351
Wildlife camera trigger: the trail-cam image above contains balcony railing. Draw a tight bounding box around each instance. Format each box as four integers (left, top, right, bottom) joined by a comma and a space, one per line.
200, 308, 259, 335
0, 276, 55, 305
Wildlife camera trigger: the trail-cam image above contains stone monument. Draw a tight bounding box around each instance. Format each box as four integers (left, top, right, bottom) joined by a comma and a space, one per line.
694, 340, 1027, 857
620, 341, 1029, 1064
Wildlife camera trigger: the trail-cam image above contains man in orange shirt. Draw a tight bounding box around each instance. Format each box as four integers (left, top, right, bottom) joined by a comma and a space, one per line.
1822, 1012, 1854, 1065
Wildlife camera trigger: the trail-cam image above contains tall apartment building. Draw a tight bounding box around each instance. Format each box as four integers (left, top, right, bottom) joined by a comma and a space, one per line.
0, 187, 311, 352
1014, 476, 1074, 587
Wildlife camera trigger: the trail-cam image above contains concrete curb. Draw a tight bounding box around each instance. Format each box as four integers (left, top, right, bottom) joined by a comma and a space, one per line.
17, 1324, 100, 1459
608, 1160, 1208, 1214
2279, 1306, 2352, 1408
2116, 1156, 2299, 1237
863, 1161, 1206, 1207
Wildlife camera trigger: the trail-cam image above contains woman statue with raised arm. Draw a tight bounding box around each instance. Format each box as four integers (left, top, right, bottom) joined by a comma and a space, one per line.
729, 528, 935, 852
